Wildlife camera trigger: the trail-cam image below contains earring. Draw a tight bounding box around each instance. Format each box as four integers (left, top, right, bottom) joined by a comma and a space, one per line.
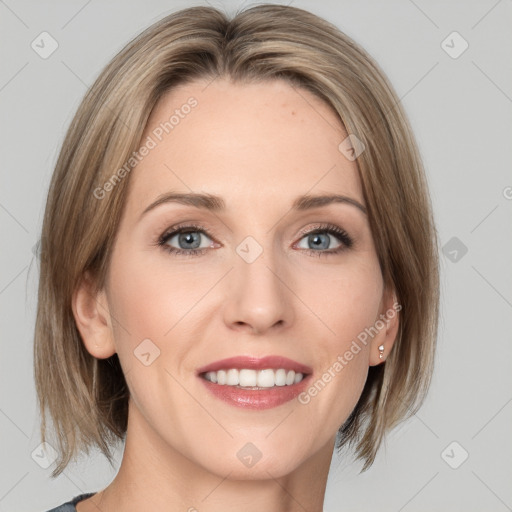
378, 344, 384, 359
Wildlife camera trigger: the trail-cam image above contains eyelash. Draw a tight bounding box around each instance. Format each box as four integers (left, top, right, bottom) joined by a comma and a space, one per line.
155, 222, 353, 258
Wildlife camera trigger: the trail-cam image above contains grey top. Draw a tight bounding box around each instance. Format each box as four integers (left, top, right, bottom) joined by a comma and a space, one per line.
44, 492, 96, 511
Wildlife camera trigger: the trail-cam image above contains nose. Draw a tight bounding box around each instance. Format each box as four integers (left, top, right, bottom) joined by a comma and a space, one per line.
222, 248, 294, 335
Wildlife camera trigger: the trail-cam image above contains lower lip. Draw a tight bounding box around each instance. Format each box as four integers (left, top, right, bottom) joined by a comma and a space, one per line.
198, 374, 312, 410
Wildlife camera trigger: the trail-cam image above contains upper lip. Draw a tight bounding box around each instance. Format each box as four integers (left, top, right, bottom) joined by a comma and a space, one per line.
196, 355, 313, 376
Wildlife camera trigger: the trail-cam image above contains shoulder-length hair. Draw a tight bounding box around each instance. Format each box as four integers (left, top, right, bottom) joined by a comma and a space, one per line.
34, 3, 439, 478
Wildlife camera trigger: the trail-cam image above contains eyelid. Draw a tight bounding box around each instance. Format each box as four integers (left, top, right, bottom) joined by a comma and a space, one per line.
157, 222, 219, 244
293, 222, 353, 251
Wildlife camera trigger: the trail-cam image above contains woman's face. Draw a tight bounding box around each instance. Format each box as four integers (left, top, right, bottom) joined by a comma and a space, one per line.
93, 78, 395, 479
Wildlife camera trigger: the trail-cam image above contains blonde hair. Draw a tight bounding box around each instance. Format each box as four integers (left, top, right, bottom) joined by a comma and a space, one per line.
34, 3, 439, 478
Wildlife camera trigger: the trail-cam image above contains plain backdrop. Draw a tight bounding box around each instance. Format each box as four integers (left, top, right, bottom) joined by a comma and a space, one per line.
0, 0, 511, 511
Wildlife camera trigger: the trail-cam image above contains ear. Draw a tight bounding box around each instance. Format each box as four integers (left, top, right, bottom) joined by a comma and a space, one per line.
72, 270, 116, 359
368, 285, 401, 366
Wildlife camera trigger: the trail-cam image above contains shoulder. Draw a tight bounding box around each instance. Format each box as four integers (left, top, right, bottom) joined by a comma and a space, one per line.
43, 492, 97, 512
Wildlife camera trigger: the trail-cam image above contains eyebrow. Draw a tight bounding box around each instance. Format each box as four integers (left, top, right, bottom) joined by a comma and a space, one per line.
139, 191, 367, 220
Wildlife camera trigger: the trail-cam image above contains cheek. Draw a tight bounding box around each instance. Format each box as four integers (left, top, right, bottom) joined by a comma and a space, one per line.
106, 248, 223, 394
297, 254, 383, 343
293, 257, 382, 411
108, 249, 208, 342
105, 252, 198, 418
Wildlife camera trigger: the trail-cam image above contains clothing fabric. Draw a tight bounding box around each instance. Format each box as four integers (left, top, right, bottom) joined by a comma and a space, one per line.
44, 492, 96, 511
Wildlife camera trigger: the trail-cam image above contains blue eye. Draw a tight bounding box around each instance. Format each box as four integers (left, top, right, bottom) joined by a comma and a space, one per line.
295, 226, 353, 256
157, 224, 215, 256
156, 223, 353, 257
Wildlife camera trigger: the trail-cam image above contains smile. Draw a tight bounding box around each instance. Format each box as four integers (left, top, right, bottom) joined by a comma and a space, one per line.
202, 368, 305, 388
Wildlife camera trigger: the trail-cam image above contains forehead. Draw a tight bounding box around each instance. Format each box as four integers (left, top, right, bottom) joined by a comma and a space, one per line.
127, 78, 364, 214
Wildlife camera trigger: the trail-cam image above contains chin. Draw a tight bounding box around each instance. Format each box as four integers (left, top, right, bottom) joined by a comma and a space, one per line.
194, 437, 310, 480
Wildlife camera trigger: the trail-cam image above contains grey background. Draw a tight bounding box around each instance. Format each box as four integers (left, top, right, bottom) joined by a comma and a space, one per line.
1, 0, 511, 510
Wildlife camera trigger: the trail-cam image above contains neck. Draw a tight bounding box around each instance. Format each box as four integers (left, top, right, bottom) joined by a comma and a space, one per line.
83, 400, 335, 512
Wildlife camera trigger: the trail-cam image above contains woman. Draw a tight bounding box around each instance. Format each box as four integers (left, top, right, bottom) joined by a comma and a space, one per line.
35, 4, 439, 511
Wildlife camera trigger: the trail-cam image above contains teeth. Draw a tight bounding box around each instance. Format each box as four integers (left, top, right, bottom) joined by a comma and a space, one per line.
226, 369, 239, 386
203, 369, 304, 388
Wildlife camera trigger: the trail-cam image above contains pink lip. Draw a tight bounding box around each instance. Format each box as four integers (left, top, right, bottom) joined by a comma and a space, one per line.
198, 375, 312, 410
196, 355, 313, 375
196, 355, 313, 410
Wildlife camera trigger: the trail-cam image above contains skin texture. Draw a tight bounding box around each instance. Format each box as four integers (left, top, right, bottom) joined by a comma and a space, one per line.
73, 77, 399, 512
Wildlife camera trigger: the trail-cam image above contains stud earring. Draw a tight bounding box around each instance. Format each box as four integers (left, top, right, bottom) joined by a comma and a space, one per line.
378, 344, 384, 359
